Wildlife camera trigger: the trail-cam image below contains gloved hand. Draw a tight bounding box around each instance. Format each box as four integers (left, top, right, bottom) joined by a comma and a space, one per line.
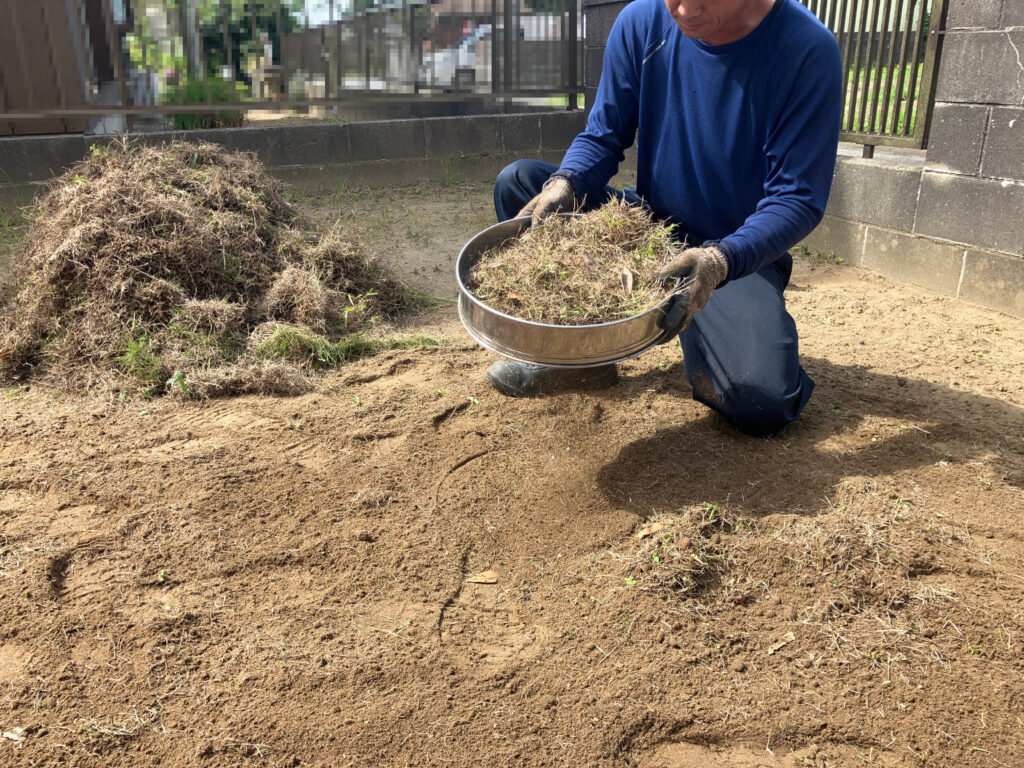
655, 245, 729, 342
517, 176, 575, 227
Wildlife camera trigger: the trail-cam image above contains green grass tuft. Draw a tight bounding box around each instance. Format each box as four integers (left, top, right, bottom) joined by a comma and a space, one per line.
115, 332, 164, 392
255, 324, 441, 369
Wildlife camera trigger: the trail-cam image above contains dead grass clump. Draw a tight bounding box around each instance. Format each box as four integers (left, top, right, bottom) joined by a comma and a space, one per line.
0, 140, 427, 398
597, 494, 985, 673
263, 266, 330, 332
176, 361, 314, 400
466, 198, 678, 325
177, 299, 245, 336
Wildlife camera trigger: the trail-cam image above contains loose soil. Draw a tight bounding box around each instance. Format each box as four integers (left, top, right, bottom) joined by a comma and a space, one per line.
1, 182, 1023, 768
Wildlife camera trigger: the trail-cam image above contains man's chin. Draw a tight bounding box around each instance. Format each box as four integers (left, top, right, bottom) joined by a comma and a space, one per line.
676, 21, 709, 39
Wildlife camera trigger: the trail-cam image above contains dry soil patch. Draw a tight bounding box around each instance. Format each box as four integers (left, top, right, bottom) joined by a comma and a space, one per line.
1, 184, 1022, 768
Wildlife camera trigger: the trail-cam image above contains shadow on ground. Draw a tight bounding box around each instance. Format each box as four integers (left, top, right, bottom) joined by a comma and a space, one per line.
600, 356, 1024, 518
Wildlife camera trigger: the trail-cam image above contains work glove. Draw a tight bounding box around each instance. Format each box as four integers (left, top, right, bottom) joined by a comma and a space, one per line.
517, 176, 576, 227
655, 245, 729, 343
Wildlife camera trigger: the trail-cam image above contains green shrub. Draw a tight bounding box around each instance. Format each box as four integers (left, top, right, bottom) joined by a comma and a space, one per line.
164, 77, 246, 131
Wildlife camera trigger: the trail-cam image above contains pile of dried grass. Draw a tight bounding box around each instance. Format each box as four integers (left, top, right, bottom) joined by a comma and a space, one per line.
466, 199, 678, 325
596, 489, 984, 673
0, 141, 424, 398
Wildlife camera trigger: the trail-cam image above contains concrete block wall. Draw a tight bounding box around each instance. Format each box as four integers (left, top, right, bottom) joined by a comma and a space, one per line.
0, 111, 586, 221
806, 0, 1024, 318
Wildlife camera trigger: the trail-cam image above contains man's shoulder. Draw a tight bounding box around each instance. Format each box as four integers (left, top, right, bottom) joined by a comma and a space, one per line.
774, 0, 841, 53
615, 0, 669, 30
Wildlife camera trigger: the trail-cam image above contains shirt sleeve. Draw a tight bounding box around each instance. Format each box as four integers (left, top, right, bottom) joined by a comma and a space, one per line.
556, 7, 645, 203
716, 32, 843, 281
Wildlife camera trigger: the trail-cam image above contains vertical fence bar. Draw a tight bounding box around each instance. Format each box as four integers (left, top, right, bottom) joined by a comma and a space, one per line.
335, 0, 343, 98
890, 0, 916, 134
222, 0, 234, 101
101, 0, 129, 109
363, 10, 370, 90
492, 0, 499, 96
877, 0, 902, 134
39, 1, 71, 132
71, 0, 97, 112
275, 0, 285, 99
825, 0, 839, 33
197, 0, 212, 112
835, 0, 853, 131
866, 0, 892, 131
845, 0, 869, 130
913, 0, 948, 147
856, 0, 878, 134
568, 0, 578, 109
515, 0, 521, 92
503, 0, 512, 98
901, 0, 929, 136
327, 0, 334, 100
6, 1, 34, 128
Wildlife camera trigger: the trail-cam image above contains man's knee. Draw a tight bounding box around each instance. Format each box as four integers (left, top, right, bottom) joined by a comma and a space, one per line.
691, 368, 813, 438
494, 159, 552, 221
495, 159, 527, 191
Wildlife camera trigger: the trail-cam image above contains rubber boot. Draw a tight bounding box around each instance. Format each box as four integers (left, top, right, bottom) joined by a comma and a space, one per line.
485, 361, 618, 397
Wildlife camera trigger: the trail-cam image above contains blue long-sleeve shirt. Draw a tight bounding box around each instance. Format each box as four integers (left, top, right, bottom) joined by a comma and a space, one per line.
559, 0, 842, 281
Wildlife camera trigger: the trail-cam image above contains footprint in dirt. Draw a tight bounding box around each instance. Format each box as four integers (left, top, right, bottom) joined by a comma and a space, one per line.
439, 581, 553, 680
635, 741, 910, 768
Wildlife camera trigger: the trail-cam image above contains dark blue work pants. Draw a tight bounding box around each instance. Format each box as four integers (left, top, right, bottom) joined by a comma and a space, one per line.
494, 159, 814, 437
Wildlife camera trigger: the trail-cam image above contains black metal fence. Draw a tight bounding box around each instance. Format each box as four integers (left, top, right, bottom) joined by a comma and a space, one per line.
804, 0, 948, 151
0, 0, 582, 135
2, 0, 946, 149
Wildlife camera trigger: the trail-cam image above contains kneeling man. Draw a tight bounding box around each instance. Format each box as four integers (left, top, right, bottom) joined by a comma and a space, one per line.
488, 0, 842, 438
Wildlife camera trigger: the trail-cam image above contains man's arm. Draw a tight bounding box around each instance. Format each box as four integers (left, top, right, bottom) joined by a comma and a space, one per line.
716, 35, 843, 281
554, 6, 645, 204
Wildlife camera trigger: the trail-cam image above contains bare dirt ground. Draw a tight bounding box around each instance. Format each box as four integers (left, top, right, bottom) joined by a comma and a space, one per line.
2, 182, 1024, 768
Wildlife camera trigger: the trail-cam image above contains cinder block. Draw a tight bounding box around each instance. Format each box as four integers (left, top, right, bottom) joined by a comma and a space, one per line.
915, 170, 1024, 254
925, 103, 988, 175
539, 149, 571, 168
424, 115, 501, 158
947, 0, 1003, 28
960, 249, 1024, 317
499, 114, 541, 152
584, 3, 627, 48
176, 126, 277, 165
799, 216, 867, 267
981, 107, 1024, 180
1004, 2, 1024, 26
266, 124, 350, 167
349, 119, 426, 162
863, 227, 964, 296
540, 111, 586, 151
0, 134, 87, 183
935, 31, 1024, 105
585, 47, 606, 90
442, 153, 522, 186
827, 158, 922, 231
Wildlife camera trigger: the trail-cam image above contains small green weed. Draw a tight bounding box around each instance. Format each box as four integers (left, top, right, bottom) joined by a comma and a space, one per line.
255, 324, 441, 369
116, 331, 164, 393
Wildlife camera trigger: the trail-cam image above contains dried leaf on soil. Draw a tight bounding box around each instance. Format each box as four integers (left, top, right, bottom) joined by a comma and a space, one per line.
766, 631, 796, 655
637, 521, 667, 538
466, 570, 499, 584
